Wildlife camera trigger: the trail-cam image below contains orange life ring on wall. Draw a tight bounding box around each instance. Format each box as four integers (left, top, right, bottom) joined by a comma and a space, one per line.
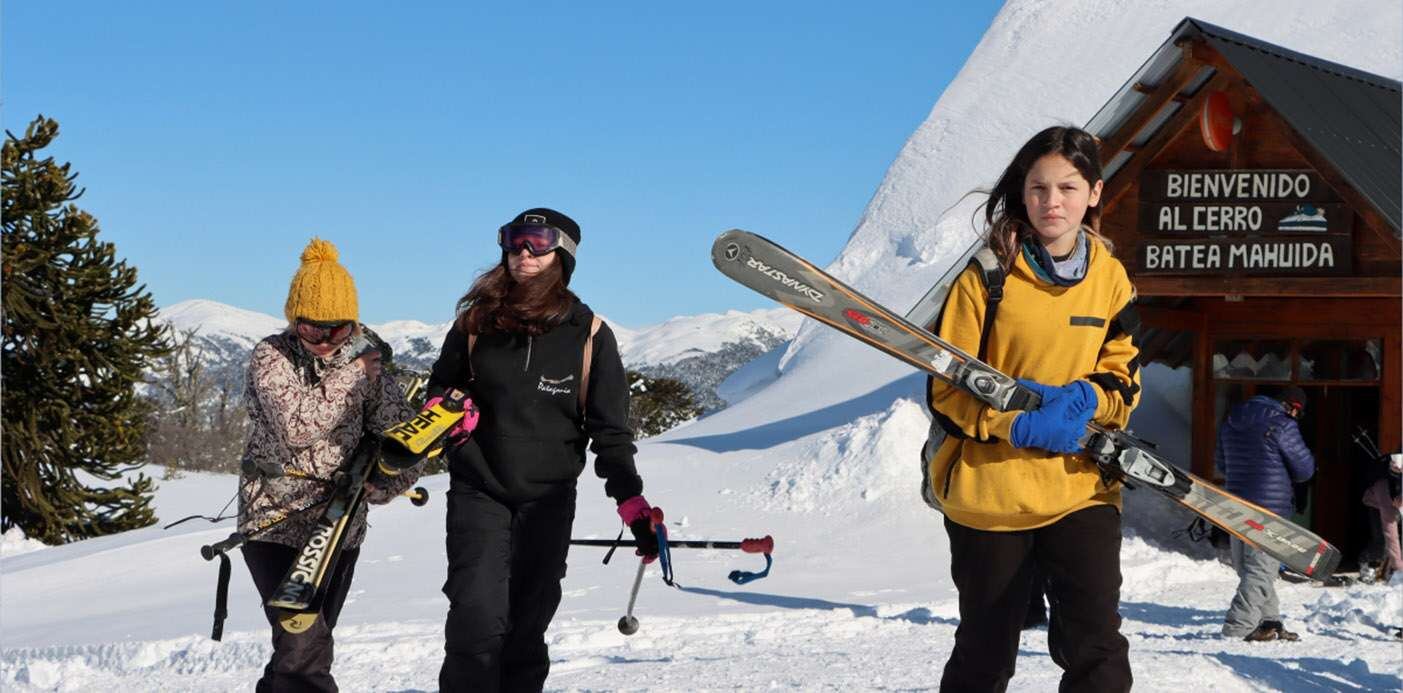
1200, 91, 1237, 152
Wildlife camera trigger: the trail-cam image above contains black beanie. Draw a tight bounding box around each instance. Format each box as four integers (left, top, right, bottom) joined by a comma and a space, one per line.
1280, 385, 1308, 411
502, 207, 581, 285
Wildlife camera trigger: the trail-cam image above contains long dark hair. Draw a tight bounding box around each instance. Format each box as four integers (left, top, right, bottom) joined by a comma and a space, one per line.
980, 126, 1110, 270
456, 255, 577, 337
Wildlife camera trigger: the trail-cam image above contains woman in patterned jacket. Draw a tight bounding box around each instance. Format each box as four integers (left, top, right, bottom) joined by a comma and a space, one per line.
237, 238, 420, 693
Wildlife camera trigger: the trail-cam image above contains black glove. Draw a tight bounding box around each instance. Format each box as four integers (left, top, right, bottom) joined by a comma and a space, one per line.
628, 518, 659, 561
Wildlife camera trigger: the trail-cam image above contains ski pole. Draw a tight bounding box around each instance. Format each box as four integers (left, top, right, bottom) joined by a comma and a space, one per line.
616, 507, 672, 635
200, 510, 305, 561
570, 534, 775, 585
570, 537, 774, 551
617, 557, 646, 636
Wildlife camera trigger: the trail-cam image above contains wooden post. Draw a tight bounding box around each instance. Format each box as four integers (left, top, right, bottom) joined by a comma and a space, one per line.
1383, 332, 1401, 454
1193, 323, 1216, 479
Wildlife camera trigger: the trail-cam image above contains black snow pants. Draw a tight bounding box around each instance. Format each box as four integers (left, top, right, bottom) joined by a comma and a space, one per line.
244, 540, 360, 693
439, 478, 576, 693
940, 505, 1131, 693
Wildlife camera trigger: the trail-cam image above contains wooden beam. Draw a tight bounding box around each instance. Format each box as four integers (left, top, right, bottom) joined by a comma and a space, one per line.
1098, 43, 1204, 163
1189, 42, 1233, 71
1102, 70, 1238, 209
1192, 326, 1215, 479
1134, 275, 1401, 298
1139, 305, 1206, 331
1383, 332, 1401, 454
1200, 297, 1399, 331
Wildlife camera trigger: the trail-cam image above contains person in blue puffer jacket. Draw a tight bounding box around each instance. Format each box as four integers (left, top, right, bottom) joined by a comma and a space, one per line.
1214, 385, 1315, 642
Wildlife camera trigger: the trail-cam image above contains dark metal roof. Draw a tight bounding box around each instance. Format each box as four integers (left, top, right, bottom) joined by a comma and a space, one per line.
1192, 19, 1401, 233
1085, 17, 1402, 234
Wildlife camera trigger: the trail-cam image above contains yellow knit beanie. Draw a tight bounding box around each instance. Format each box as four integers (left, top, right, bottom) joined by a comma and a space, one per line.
284, 238, 358, 323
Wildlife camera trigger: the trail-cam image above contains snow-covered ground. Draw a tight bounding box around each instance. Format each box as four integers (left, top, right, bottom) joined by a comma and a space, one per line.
3, 438, 1400, 692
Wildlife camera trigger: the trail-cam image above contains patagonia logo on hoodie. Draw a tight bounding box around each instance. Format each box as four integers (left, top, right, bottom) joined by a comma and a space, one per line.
538, 374, 574, 396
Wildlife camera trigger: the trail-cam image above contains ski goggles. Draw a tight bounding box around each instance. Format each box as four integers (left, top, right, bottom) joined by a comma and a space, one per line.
295, 319, 354, 345
498, 221, 577, 258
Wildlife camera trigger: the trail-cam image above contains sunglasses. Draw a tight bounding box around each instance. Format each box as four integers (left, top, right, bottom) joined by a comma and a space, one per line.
498, 223, 578, 258
295, 320, 354, 345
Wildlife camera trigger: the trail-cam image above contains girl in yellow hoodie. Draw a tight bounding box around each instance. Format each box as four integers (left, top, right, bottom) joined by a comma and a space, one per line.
929, 126, 1139, 692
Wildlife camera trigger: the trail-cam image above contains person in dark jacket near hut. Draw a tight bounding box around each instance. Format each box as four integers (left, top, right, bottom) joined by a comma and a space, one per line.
1215, 385, 1315, 642
429, 208, 659, 692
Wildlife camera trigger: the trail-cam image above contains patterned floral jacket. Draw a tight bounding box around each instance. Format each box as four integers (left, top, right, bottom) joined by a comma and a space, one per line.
237, 329, 418, 549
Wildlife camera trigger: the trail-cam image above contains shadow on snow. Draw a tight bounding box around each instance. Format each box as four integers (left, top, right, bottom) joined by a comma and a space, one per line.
677, 585, 958, 627
665, 375, 924, 452
1211, 653, 1399, 692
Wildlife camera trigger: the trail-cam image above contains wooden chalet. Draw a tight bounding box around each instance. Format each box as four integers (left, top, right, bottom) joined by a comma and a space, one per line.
1084, 18, 1401, 567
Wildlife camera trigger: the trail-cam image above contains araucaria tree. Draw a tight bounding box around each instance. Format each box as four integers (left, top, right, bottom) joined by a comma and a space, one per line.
2, 116, 172, 543
627, 371, 702, 438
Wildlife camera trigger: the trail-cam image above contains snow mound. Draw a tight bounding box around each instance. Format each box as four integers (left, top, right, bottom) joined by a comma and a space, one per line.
756, 397, 928, 513
1304, 573, 1403, 639
0, 528, 48, 558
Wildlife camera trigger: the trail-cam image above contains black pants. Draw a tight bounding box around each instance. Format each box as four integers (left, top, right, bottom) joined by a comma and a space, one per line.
941, 505, 1131, 693
243, 540, 360, 693
440, 480, 576, 693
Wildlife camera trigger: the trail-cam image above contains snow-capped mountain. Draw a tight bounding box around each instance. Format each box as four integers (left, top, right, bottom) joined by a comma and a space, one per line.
615, 308, 803, 411
153, 299, 802, 411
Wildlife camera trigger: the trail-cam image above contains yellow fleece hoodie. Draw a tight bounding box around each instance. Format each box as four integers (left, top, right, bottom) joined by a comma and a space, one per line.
928, 237, 1140, 531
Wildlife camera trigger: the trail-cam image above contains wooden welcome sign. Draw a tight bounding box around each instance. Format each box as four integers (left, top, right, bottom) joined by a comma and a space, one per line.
1136, 169, 1352, 275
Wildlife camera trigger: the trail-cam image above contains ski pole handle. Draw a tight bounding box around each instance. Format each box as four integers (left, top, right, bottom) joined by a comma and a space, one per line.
740, 535, 774, 554
201, 532, 247, 561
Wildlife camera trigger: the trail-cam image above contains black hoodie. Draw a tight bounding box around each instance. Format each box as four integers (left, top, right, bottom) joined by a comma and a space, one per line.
428, 299, 642, 504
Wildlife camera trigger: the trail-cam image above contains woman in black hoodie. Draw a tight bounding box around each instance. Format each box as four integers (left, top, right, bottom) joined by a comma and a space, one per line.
430, 208, 657, 692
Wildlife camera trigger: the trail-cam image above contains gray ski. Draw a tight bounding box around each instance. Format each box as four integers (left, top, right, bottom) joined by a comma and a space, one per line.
711, 228, 1340, 580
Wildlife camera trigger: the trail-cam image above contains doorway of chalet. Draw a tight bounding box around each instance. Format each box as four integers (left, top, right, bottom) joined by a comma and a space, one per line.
1211, 337, 1382, 571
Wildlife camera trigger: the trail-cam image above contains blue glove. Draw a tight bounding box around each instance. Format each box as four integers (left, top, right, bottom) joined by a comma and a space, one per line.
1009, 379, 1096, 453
1020, 379, 1098, 416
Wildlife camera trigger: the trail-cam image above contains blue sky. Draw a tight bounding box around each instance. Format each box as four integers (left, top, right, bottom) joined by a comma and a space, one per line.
4, 2, 1000, 327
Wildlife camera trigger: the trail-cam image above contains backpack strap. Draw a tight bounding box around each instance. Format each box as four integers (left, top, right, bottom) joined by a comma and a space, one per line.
1088, 297, 1143, 406
467, 334, 477, 381
970, 248, 1004, 362
579, 316, 603, 414
926, 249, 1006, 444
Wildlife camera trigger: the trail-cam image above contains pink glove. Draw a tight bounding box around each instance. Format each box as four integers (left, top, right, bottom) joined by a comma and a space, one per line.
423, 396, 480, 446
617, 495, 651, 524
617, 496, 658, 563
